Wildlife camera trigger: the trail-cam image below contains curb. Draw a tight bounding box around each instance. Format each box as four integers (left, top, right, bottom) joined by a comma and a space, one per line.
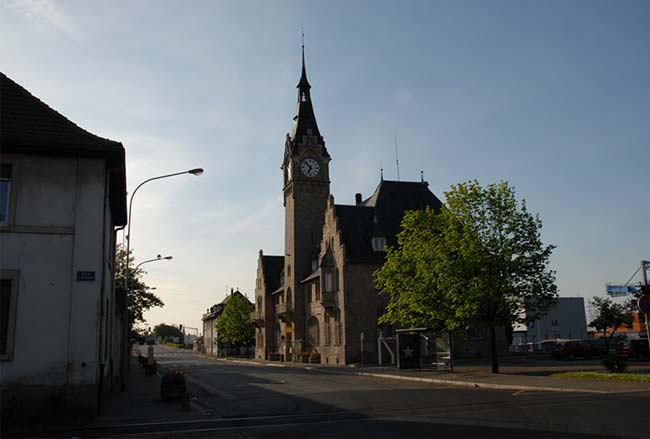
216, 358, 287, 368
355, 372, 608, 394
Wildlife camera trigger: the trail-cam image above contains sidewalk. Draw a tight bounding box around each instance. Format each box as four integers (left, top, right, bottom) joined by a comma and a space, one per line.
91, 358, 204, 427
212, 354, 650, 394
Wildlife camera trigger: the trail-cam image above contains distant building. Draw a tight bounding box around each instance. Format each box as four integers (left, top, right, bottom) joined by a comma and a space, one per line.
512, 297, 588, 350
0, 72, 127, 417
202, 289, 253, 357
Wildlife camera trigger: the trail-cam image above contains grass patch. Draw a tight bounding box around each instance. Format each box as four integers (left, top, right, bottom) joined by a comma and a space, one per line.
551, 371, 650, 383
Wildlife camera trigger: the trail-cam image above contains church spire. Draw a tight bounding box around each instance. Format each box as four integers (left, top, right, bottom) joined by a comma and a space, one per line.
291, 33, 322, 145
298, 30, 310, 90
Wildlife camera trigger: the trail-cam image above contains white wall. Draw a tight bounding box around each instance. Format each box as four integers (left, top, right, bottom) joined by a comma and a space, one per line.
0, 154, 114, 389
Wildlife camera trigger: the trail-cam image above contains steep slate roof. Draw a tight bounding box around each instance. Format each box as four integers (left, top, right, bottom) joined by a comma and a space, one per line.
0, 72, 127, 225
262, 255, 284, 293
334, 205, 377, 262
335, 180, 443, 263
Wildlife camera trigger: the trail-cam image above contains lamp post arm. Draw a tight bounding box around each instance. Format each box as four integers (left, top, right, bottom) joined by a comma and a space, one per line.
126, 171, 190, 247
136, 258, 162, 270
124, 170, 192, 293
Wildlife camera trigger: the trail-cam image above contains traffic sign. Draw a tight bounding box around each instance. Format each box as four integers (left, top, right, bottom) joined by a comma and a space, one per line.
606, 285, 640, 297
638, 296, 650, 314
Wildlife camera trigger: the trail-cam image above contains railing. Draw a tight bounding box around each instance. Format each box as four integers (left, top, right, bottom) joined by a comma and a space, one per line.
333, 323, 342, 345
323, 322, 342, 346
249, 310, 264, 326
275, 302, 293, 316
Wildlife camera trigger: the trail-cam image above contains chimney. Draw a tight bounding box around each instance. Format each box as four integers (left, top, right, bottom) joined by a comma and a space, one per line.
355, 193, 362, 205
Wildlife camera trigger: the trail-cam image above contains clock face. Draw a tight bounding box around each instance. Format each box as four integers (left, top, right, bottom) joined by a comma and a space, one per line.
300, 158, 320, 177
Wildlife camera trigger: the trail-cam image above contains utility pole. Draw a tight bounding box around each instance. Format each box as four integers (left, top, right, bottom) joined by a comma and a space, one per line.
641, 261, 650, 352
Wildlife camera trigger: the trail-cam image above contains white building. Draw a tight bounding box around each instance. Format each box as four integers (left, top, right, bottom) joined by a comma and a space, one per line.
512, 297, 588, 350
0, 72, 127, 419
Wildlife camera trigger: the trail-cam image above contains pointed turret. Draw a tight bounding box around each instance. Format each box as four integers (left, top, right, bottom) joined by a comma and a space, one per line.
290, 42, 322, 146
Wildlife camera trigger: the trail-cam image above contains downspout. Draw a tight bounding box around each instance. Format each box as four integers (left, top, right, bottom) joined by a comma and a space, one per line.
96, 164, 111, 415
65, 158, 81, 393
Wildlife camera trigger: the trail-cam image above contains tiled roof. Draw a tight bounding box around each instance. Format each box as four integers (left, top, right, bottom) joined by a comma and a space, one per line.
1, 72, 123, 156
0, 72, 127, 225
262, 255, 284, 294
362, 180, 443, 248
335, 205, 380, 263
335, 180, 443, 263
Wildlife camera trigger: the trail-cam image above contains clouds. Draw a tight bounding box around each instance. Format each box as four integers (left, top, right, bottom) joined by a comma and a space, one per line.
2, 1, 649, 331
3, 0, 80, 40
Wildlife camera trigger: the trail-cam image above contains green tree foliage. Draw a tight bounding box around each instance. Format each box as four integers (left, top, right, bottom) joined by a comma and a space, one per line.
216, 293, 254, 350
375, 180, 558, 373
115, 244, 164, 326
589, 296, 633, 351
153, 323, 183, 340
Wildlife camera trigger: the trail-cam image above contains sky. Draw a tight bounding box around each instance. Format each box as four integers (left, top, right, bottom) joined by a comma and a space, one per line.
2, 0, 649, 332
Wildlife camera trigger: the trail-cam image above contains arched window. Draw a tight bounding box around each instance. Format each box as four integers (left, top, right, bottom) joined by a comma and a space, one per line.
307, 316, 320, 349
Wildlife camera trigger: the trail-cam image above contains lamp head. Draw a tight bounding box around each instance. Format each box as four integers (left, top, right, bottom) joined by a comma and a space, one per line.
164, 256, 173, 260
188, 168, 204, 176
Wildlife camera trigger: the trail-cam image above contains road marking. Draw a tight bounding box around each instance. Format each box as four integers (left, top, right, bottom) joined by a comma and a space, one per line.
184, 374, 236, 400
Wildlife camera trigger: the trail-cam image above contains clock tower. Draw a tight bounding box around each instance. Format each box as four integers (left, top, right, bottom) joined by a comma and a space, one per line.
281, 43, 331, 357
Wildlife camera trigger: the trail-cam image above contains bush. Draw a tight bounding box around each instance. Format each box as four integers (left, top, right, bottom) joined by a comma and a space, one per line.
602, 353, 628, 373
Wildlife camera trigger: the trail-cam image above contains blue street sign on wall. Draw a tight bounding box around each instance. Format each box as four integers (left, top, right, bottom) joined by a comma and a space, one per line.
76, 271, 96, 281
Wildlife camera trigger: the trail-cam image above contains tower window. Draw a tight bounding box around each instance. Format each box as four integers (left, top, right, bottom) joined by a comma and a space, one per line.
324, 272, 333, 292
372, 237, 386, 252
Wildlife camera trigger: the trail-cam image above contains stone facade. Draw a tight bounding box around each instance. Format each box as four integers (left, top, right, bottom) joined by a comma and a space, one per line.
252, 53, 445, 365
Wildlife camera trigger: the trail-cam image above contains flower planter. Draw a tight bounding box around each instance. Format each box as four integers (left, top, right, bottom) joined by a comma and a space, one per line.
160, 370, 187, 400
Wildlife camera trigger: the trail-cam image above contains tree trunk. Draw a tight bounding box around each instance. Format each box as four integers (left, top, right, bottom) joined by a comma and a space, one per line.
489, 325, 499, 374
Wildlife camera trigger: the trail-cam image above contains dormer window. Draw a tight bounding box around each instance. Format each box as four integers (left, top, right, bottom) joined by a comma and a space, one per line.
372, 237, 386, 252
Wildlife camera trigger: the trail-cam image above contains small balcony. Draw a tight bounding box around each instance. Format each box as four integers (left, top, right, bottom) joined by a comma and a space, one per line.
275, 302, 293, 321
250, 310, 264, 327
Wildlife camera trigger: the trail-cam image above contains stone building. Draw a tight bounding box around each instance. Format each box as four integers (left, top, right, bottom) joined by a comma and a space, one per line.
0, 72, 127, 417
252, 49, 444, 365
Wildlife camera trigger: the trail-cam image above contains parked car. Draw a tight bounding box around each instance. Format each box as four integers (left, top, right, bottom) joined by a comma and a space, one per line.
552, 340, 605, 360
616, 340, 650, 361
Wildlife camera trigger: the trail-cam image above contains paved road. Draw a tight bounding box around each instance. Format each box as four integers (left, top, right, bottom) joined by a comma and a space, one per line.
121, 345, 649, 438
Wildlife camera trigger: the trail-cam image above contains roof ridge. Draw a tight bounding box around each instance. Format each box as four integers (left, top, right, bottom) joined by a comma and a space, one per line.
0, 71, 122, 149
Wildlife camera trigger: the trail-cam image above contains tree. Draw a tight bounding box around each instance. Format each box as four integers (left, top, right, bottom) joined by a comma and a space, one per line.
216, 293, 254, 351
115, 244, 164, 327
153, 323, 183, 340
375, 180, 558, 373
589, 296, 633, 351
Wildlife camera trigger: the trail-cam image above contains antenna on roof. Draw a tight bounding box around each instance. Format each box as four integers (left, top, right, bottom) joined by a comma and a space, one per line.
394, 134, 400, 182
421, 170, 424, 183
380, 168, 384, 181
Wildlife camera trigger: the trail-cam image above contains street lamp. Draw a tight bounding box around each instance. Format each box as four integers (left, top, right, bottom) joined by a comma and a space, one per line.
121, 168, 203, 391
135, 254, 173, 270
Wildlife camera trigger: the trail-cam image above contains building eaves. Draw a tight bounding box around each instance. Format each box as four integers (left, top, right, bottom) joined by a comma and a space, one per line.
0, 72, 127, 226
